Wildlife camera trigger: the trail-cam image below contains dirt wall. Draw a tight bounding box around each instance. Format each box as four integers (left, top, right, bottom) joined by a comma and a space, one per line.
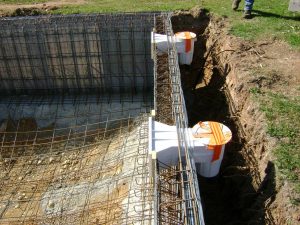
172, 7, 299, 224
204, 16, 299, 224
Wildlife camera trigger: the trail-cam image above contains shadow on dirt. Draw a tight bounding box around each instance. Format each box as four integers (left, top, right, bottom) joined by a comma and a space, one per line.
172, 8, 277, 225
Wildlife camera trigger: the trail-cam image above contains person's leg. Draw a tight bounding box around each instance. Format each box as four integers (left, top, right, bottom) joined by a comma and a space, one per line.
232, 0, 241, 10
244, 0, 254, 11
244, 0, 254, 18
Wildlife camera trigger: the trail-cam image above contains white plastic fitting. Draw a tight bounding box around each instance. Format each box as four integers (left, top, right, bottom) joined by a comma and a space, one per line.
149, 117, 232, 177
151, 31, 197, 65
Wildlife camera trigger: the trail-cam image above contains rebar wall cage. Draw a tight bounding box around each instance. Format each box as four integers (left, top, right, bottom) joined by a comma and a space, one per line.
0, 12, 204, 225
153, 14, 205, 225
0, 13, 157, 225
0, 13, 156, 95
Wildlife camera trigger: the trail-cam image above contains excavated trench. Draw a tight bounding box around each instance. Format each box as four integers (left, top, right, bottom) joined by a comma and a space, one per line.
171, 10, 276, 225
0, 10, 281, 224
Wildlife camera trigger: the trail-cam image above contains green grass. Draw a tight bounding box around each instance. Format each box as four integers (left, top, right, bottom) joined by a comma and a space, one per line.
51, 0, 200, 14
1, 0, 299, 47
259, 93, 300, 196
202, 0, 300, 47
0, 0, 47, 3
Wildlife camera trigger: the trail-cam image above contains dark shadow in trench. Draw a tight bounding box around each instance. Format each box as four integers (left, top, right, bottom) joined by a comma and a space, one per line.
185, 53, 277, 225
172, 11, 277, 225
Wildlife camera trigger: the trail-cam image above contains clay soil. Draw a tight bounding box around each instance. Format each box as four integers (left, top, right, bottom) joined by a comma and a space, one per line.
0, 0, 86, 17
172, 7, 300, 225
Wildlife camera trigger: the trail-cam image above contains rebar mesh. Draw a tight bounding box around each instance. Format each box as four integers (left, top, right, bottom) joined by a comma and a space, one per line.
0, 95, 154, 224
153, 14, 205, 225
0, 12, 205, 225
0, 13, 155, 95
0, 13, 156, 225
0, 111, 153, 224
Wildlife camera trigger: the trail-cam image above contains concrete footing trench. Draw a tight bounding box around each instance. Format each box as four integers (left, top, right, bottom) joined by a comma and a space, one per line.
0, 8, 295, 225
171, 10, 279, 224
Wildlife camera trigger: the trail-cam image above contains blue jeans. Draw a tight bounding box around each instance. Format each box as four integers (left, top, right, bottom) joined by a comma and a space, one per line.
245, 0, 254, 11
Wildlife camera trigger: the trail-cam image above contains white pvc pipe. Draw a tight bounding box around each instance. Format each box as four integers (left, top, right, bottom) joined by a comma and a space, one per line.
150, 119, 232, 177
151, 31, 197, 65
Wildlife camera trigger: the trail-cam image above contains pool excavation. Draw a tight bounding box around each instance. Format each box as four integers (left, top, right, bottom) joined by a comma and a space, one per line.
0, 10, 280, 225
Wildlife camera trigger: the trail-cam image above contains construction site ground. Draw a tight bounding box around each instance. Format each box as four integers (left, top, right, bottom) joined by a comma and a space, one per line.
0, 1, 299, 224
172, 8, 300, 224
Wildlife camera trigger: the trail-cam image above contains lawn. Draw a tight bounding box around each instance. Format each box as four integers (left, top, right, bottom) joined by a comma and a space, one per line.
0, 0, 201, 12
0, 0, 47, 3
202, 0, 300, 47
260, 93, 300, 196
52, 0, 200, 13
1, 0, 298, 47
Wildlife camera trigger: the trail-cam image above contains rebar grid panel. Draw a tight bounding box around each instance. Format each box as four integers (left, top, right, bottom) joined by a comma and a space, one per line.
0, 96, 153, 224
0, 13, 157, 95
153, 14, 205, 225
0, 13, 158, 224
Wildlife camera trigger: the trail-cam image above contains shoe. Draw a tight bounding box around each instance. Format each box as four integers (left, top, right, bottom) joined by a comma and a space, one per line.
232, 0, 241, 10
243, 10, 252, 19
